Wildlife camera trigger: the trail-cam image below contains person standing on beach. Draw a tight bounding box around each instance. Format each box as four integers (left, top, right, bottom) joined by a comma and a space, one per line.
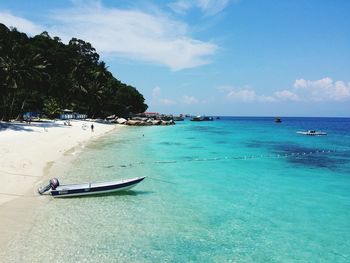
91, 124, 94, 132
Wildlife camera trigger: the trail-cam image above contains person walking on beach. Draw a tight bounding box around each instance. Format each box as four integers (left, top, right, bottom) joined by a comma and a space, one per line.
91, 124, 94, 132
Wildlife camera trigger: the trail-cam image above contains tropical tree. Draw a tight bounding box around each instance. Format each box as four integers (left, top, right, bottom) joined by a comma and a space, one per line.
43, 98, 61, 118
0, 23, 148, 120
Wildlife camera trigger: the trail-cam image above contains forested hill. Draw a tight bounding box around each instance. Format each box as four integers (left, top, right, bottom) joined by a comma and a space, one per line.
0, 23, 148, 121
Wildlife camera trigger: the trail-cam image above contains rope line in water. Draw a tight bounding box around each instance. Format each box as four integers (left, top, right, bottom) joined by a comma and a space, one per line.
115, 149, 340, 168
54, 148, 348, 171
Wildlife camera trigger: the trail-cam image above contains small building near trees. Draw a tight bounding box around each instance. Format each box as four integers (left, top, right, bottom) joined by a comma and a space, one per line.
23, 111, 41, 120
59, 109, 87, 120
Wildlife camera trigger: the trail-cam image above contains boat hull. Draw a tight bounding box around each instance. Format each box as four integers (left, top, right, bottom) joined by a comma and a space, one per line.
190, 116, 213, 121
296, 131, 327, 136
50, 177, 145, 198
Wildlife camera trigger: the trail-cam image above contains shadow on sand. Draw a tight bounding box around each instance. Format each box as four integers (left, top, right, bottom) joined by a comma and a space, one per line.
0, 121, 69, 132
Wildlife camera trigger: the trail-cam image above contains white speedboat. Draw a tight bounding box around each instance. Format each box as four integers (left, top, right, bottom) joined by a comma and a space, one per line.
296, 130, 327, 136
38, 177, 145, 197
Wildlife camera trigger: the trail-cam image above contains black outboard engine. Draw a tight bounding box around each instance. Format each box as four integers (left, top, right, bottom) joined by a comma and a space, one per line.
38, 178, 60, 195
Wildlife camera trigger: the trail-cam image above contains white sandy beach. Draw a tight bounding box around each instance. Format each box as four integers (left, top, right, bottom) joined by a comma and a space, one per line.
0, 119, 119, 248
0, 119, 118, 205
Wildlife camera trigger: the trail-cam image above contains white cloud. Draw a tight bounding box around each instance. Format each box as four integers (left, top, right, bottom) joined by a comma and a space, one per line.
197, 0, 230, 16
152, 86, 161, 98
182, 95, 199, 104
48, 3, 217, 71
293, 78, 307, 89
168, 0, 192, 14
227, 89, 257, 102
0, 11, 43, 35
332, 81, 350, 101
258, 95, 276, 102
0, 3, 217, 71
151, 86, 177, 105
293, 77, 350, 101
169, 0, 229, 16
274, 90, 299, 101
151, 87, 201, 106
216, 85, 233, 93
219, 86, 275, 102
219, 77, 350, 104
160, 98, 177, 105
294, 77, 333, 89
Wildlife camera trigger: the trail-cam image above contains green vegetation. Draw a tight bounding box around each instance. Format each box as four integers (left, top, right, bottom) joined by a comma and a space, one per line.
0, 23, 147, 121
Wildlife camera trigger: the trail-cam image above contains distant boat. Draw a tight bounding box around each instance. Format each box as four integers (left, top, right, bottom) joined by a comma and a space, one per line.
173, 116, 185, 121
190, 116, 214, 121
38, 177, 145, 198
296, 130, 327, 136
275, 117, 282, 123
190, 116, 201, 121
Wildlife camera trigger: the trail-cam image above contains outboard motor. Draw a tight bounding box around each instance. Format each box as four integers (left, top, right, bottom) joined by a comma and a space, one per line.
38, 178, 60, 195
50, 178, 60, 190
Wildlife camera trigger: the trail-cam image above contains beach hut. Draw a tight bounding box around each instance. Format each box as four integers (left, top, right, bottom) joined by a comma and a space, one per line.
60, 109, 74, 120
60, 109, 87, 120
23, 111, 40, 121
74, 113, 87, 119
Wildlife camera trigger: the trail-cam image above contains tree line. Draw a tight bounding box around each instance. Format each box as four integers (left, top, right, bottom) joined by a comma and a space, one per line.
0, 23, 148, 121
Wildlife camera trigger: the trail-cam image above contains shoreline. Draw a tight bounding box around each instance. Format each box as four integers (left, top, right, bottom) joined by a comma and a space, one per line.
0, 119, 121, 248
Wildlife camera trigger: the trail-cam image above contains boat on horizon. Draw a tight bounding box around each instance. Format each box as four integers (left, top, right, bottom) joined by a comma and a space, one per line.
275, 117, 282, 123
296, 130, 327, 136
38, 177, 145, 197
190, 116, 214, 121
173, 116, 185, 121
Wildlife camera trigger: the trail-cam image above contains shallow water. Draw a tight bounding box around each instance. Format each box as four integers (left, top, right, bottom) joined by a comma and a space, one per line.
2, 117, 350, 262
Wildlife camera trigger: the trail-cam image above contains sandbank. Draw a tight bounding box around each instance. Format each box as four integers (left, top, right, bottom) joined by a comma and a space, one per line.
0, 119, 120, 246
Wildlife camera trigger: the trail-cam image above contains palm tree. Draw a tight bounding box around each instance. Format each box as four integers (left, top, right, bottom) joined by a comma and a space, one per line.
0, 24, 148, 120
0, 44, 48, 120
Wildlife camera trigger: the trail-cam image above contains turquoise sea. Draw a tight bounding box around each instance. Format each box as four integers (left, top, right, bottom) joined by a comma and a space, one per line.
2, 117, 350, 262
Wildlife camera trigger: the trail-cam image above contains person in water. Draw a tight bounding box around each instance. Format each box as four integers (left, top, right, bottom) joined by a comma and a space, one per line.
91, 124, 94, 132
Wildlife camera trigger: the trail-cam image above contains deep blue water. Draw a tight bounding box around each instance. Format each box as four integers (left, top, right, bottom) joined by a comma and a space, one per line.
2, 117, 350, 262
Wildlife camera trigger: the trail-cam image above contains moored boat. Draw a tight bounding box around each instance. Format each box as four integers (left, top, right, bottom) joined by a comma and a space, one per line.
190, 116, 214, 121
173, 116, 185, 121
38, 177, 145, 197
296, 130, 327, 136
275, 117, 282, 123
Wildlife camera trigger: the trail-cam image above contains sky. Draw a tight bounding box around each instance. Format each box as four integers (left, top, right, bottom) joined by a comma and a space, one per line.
0, 0, 349, 117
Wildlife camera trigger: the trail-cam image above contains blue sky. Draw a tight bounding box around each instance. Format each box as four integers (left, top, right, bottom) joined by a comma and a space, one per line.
1, 0, 349, 116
